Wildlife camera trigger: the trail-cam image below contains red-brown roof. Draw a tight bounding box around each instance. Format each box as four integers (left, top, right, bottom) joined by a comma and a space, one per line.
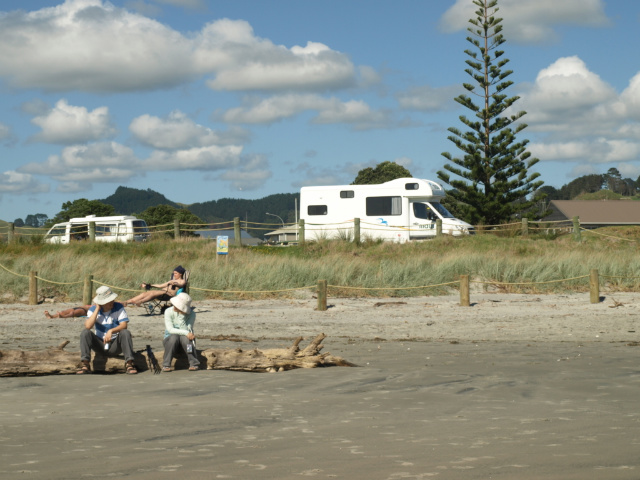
549, 200, 640, 225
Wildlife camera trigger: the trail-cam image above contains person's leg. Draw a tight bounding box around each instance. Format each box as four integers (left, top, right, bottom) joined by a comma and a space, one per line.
58, 308, 79, 318
125, 290, 166, 306
181, 336, 200, 368
80, 329, 102, 361
112, 329, 135, 363
162, 334, 181, 369
44, 310, 57, 319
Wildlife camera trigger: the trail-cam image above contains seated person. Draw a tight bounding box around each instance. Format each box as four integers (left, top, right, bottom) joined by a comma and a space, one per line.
124, 265, 187, 307
45, 305, 92, 319
77, 286, 137, 375
162, 292, 200, 372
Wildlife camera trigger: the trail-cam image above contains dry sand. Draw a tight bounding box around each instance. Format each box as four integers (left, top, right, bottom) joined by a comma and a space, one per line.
1, 292, 640, 479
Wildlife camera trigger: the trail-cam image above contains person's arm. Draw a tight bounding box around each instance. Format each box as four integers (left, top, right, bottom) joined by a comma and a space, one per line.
164, 310, 190, 336
103, 305, 129, 343
103, 320, 128, 343
186, 311, 196, 341
84, 305, 99, 330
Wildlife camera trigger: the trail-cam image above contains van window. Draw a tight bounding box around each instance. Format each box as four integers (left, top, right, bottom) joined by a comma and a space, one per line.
132, 220, 149, 234
48, 225, 66, 237
96, 224, 116, 236
71, 223, 89, 240
413, 203, 436, 221
405, 183, 419, 190
308, 205, 328, 216
366, 196, 402, 216
340, 190, 354, 198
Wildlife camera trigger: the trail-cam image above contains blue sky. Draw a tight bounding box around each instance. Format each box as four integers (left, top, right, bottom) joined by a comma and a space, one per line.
1, 0, 639, 221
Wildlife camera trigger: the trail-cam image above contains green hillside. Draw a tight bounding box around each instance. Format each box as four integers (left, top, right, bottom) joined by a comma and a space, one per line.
100, 186, 180, 214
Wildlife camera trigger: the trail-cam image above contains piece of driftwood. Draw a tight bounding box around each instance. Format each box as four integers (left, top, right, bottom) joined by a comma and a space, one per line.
0, 334, 356, 376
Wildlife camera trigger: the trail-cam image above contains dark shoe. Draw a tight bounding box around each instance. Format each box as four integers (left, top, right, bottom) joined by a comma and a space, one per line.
125, 361, 138, 375
76, 361, 91, 375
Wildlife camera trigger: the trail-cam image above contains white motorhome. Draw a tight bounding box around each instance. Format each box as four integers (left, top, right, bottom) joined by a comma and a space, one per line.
44, 215, 149, 244
300, 178, 473, 242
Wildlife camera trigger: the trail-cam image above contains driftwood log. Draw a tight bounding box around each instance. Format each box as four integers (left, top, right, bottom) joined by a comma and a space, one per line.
0, 334, 356, 376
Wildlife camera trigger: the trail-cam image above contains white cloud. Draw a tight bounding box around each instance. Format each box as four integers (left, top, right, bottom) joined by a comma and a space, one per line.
521, 57, 617, 124
517, 57, 640, 173
0, 0, 364, 93
30, 99, 116, 144
130, 111, 249, 149
396, 85, 460, 111
18, 142, 140, 183
144, 144, 243, 170
218, 94, 392, 130
0, 171, 49, 194
440, 0, 610, 44
218, 154, 272, 191
151, 0, 205, 8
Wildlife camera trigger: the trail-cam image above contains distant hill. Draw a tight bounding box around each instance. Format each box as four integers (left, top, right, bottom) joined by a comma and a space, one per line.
96, 186, 299, 229
100, 186, 180, 214
188, 193, 299, 226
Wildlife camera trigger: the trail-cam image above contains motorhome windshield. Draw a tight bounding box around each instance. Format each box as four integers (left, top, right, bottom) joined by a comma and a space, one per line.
431, 202, 455, 218
132, 220, 149, 234
414, 202, 455, 220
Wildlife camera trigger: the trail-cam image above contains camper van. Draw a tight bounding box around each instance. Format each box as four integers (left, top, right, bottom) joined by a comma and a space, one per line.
300, 178, 472, 242
44, 215, 149, 244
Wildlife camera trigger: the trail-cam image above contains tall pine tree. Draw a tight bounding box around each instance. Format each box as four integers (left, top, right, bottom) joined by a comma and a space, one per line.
437, 0, 543, 225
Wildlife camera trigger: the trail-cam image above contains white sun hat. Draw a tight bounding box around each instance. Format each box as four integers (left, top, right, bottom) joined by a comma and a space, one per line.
93, 285, 118, 305
170, 292, 192, 314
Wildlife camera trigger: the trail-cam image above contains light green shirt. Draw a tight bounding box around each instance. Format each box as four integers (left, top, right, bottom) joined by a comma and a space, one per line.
164, 307, 196, 339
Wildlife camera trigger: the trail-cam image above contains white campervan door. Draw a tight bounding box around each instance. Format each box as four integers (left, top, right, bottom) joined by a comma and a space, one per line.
409, 202, 438, 239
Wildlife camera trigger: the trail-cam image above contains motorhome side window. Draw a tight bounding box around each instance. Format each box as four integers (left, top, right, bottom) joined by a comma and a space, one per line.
95, 224, 117, 236
405, 183, 419, 190
366, 196, 402, 216
340, 190, 354, 198
308, 205, 328, 215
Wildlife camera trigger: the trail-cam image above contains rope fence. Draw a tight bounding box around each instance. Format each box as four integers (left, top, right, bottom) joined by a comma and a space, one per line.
2, 260, 637, 311
1, 215, 638, 245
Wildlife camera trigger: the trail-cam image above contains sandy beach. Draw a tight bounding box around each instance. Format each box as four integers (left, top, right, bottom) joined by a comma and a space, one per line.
1, 292, 639, 479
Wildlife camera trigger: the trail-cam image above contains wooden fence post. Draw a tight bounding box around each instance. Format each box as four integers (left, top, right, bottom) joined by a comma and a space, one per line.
29, 271, 38, 305
7, 222, 14, 243
522, 217, 528, 236
459, 274, 470, 307
234, 217, 242, 247
590, 269, 600, 304
89, 222, 96, 242
174, 219, 181, 239
317, 279, 327, 311
573, 216, 581, 242
83, 275, 94, 305
436, 219, 442, 237
298, 219, 305, 244
354, 217, 360, 244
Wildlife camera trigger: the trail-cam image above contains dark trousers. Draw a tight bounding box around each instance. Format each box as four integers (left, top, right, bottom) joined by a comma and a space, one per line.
80, 329, 135, 362
163, 334, 200, 368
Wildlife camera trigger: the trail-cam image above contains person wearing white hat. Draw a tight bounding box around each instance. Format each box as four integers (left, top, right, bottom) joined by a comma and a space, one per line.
162, 292, 200, 372
77, 285, 137, 374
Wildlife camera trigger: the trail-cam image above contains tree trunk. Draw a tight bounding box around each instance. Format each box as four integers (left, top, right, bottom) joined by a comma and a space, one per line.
0, 335, 356, 376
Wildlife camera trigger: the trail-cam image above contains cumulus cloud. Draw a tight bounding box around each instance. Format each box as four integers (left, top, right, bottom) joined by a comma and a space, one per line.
218, 154, 272, 191
18, 142, 141, 183
217, 94, 392, 130
0, 171, 49, 194
0, 0, 364, 93
30, 99, 116, 144
143, 144, 243, 171
396, 85, 460, 112
518, 56, 640, 175
130, 111, 250, 149
440, 0, 610, 44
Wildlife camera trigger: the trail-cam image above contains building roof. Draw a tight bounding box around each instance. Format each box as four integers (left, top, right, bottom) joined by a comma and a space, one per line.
547, 200, 640, 225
